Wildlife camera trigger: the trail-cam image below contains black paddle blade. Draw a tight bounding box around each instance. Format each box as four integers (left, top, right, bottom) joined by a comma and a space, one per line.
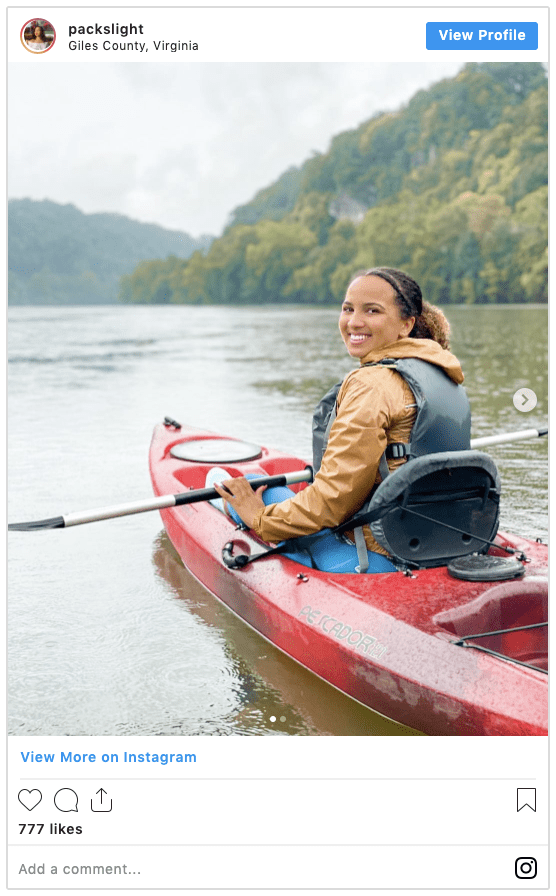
8, 516, 65, 531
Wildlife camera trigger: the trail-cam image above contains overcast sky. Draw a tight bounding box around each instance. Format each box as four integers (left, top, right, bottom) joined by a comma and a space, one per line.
9, 60, 465, 238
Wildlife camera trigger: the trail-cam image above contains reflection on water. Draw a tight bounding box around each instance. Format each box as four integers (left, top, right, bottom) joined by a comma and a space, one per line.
152, 533, 424, 736
8, 304, 547, 736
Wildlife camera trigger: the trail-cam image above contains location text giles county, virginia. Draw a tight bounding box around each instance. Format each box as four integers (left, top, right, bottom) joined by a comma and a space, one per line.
68, 22, 199, 52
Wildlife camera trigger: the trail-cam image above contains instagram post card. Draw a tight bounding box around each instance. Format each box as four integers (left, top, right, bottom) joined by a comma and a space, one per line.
6, 5, 548, 891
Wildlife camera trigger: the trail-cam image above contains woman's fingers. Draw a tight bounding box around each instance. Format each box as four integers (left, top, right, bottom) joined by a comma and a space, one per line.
214, 477, 266, 501
212, 477, 267, 530
213, 478, 242, 499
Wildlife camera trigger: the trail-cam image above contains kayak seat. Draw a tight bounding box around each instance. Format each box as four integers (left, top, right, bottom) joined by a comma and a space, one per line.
335, 451, 501, 569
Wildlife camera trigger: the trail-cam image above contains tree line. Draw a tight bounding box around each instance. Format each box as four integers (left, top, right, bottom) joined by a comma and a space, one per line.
8, 199, 212, 305
120, 63, 547, 307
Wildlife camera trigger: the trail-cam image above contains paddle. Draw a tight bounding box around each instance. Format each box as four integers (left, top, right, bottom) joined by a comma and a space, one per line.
8, 468, 313, 531
8, 427, 547, 533
470, 427, 547, 448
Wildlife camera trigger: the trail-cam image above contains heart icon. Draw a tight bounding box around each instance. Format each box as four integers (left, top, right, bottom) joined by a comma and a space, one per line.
18, 789, 42, 811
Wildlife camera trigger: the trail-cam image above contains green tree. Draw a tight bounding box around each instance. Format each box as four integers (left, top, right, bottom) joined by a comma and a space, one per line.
119, 62, 546, 307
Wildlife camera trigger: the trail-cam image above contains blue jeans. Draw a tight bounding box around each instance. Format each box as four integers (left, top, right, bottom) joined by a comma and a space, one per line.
228, 476, 396, 574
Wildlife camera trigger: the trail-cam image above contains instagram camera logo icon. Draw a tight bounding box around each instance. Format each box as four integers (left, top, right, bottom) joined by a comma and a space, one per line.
515, 858, 537, 879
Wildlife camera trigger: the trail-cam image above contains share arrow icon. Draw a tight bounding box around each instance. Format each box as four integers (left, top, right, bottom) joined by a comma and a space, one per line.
91, 787, 113, 812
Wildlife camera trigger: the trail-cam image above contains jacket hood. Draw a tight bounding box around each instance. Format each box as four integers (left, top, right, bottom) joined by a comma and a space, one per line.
360, 337, 465, 384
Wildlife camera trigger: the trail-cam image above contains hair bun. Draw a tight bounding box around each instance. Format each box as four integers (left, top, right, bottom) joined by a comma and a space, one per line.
412, 301, 451, 349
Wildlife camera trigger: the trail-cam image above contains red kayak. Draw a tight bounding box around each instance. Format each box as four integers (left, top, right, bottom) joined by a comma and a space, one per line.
149, 420, 548, 736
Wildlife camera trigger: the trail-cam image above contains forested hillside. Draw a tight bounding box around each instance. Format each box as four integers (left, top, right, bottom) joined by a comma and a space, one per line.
8, 200, 212, 305
121, 62, 547, 307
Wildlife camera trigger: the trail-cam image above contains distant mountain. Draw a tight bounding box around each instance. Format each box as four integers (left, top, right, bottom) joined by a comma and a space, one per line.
8, 199, 213, 305
122, 62, 547, 307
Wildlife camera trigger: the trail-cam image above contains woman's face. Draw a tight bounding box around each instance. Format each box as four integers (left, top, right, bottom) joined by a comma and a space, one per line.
34, 26, 42, 37
339, 275, 415, 359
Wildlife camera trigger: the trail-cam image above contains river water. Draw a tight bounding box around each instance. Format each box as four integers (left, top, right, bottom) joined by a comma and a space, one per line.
8, 304, 547, 736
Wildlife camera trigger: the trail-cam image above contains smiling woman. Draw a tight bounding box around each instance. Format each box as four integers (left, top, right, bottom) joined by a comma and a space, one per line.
340, 267, 452, 356
213, 267, 470, 573
339, 274, 416, 358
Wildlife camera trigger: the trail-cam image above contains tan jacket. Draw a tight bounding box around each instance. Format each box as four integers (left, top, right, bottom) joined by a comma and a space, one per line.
252, 338, 466, 556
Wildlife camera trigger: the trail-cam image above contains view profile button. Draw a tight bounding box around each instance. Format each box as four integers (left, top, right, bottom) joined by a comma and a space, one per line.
426, 22, 538, 50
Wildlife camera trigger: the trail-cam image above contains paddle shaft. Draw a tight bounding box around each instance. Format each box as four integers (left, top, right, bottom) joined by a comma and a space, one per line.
470, 427, 547, 448
8, 427, 546, 531
67, 469, 312, 527
8, 469, 313, 531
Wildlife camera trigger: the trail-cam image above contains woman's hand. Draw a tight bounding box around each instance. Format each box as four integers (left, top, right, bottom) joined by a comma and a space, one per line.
213, 477, 267, 530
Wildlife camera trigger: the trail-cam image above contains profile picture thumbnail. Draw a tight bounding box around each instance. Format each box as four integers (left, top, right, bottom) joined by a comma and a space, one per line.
21, 18, 56, 54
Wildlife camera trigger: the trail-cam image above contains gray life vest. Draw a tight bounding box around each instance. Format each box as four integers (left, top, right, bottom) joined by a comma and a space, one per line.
313, 357, 471, 473
311, 358, 471, 571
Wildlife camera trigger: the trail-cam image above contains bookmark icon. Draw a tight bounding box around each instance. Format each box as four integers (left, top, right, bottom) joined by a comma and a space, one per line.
517, 788, 536, 812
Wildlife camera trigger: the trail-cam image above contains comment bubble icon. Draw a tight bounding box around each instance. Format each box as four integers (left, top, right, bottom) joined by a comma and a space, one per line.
54, 788, 78, 812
